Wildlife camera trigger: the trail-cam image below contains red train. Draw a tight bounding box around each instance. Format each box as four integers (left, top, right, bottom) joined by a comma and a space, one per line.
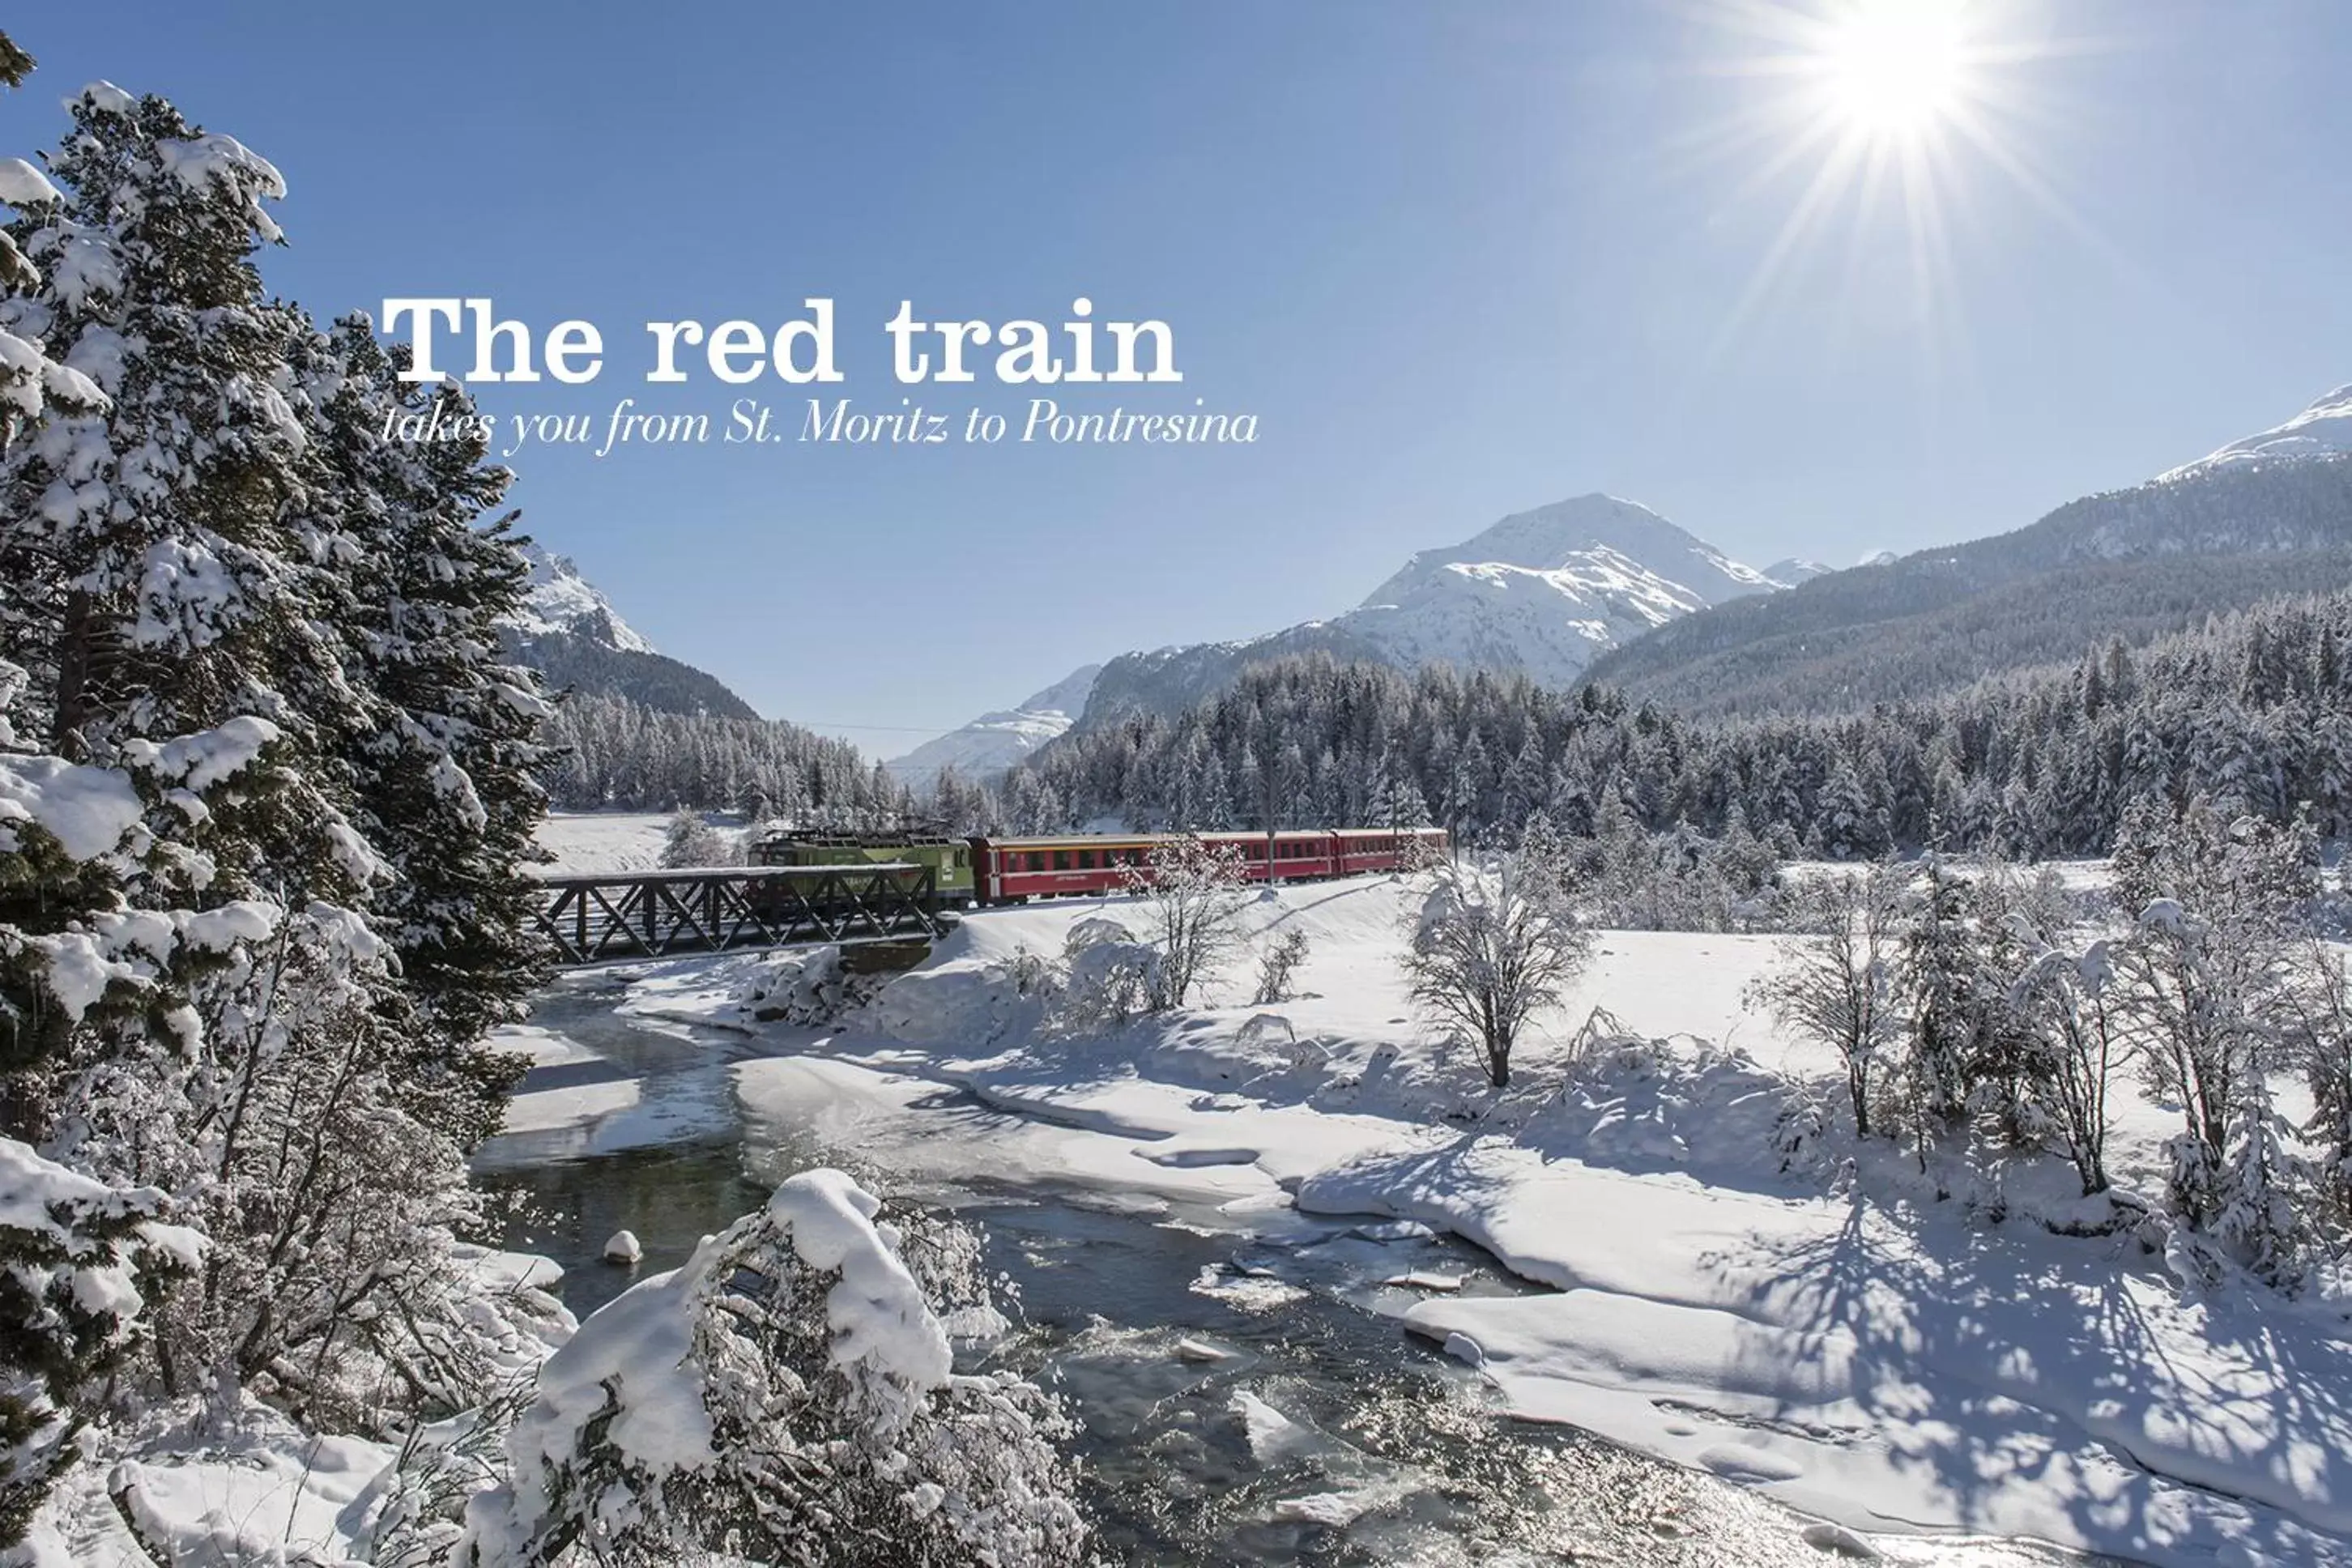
968, 827, 1448, 906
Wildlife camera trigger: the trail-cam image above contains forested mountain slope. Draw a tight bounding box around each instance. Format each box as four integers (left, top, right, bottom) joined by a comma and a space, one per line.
1584, 413, 2352, 716
1005, 587, 2352, 859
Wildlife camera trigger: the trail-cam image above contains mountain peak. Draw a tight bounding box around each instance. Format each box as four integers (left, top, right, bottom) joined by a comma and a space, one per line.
512, 543, 658, 654
1394, 493, 1696, 583
887, 663, 1103, 780
2159, 381, 2352, 483
1355, 493, 1776, 629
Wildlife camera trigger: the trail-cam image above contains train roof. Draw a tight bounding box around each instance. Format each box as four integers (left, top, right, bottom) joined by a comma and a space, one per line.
975, 827, 1444, 848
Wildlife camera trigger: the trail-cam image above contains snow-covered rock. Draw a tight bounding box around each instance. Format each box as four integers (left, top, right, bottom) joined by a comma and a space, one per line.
509, 543, 657, 653
1380, 1270, 1463, 1292
603, 1229, 643, 1265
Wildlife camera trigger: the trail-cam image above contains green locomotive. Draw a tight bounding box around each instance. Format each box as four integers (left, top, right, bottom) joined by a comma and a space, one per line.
749, 828, 977, 909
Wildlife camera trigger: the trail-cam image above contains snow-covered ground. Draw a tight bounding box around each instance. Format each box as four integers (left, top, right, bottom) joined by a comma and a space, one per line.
59, 868, 2345, 1567
532, 811, 677, 874
19, 1248, 569, 1568
590, 875, 2352, 1568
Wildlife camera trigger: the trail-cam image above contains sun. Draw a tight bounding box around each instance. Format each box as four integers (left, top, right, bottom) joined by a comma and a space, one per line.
1816, 0, 1971, 138
1681, 0, 2098, 370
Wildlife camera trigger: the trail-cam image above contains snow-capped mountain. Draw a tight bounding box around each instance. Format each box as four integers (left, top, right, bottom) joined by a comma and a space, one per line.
1063, 494, 1803, 728
888, 665, 1101, 782
511, 545, 658, 654
502, 543, 761, 721
1327, 495, 1796, 688
1584, 381, 2352, 715
2158, 383, 2352, 482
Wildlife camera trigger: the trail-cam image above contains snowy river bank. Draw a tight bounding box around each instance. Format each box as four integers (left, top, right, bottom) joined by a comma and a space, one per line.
473, 971, 2120, 1566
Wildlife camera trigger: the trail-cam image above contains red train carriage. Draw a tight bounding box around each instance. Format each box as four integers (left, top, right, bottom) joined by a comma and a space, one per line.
968, 827, 1447, 906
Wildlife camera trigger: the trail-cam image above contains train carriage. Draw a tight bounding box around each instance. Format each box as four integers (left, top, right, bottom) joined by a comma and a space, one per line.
968, 826, 1445, 905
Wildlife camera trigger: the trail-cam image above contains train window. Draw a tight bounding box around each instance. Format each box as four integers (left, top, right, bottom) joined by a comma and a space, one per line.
1026, 852, 1045, 872
1054, 850, 1072, 871
1078, 850, 1097, 870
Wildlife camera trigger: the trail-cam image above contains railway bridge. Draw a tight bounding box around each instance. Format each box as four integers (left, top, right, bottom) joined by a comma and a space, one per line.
533, 862, 947, 968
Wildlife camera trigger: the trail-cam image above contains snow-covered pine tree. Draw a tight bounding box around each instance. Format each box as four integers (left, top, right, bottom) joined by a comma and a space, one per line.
290, 312, 553, 1147
1894, 856, 1984, 1143
2209, 1066, 2314, 1289
0, 85, 526, 1434
1368, 745, 1430, 834
0, 645, 249, 1542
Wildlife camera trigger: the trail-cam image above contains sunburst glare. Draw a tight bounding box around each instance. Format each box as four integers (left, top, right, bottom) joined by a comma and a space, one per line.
1685, 0, 2106, 375
1817, 0, 1971, 137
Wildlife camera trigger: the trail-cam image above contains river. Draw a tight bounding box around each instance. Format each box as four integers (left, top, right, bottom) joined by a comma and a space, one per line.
471, 973, 2120, 1567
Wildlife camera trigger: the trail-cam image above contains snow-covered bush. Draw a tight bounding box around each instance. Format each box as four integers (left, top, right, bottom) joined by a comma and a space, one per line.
353, 1382, 537, 1568
2107, 798, 2333, 1285
460, 1170, 1086, 1568
62, 904, 539, 1434
1745, 865, 1904, 1138
2010, 939, 2128, 1196
1053, 918, 1159, 1035
1401, 848, 1590, 1089
1122, 834, 1251, 1008
0, 1140, 196, 1547
658, 809, 740, 869
1250, 927, 1311, 1006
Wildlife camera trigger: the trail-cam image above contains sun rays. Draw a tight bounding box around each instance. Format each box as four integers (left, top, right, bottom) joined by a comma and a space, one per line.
1679, 0, 2107, 380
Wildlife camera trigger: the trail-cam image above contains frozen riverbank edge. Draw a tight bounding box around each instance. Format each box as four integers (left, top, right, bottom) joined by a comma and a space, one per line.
583, 873, 2352, 1568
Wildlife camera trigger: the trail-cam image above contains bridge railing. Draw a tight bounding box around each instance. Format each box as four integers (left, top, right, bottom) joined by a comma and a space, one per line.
533, 862, 943, 966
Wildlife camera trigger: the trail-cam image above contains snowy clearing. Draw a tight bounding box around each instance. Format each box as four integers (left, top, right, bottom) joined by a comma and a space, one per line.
530, 811, 678, 874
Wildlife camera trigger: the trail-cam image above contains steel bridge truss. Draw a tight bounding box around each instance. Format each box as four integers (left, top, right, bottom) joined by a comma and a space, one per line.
534, 862, 944, 966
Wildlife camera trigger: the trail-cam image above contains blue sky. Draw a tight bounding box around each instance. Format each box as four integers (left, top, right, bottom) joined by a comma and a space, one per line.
4, 2, 2346, 753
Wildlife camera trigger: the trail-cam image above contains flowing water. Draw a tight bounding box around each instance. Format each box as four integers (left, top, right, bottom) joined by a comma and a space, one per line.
472, 974, 2118, 1568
